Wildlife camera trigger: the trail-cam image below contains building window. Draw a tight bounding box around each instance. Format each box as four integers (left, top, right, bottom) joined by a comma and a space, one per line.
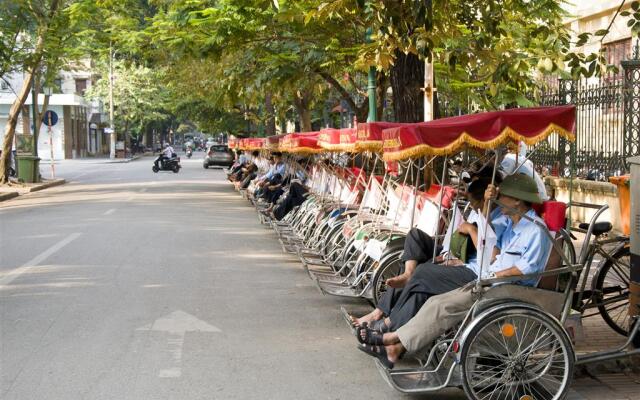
603, 38, 632, 79
75, 79, 87, 95
0, 79, 9, 92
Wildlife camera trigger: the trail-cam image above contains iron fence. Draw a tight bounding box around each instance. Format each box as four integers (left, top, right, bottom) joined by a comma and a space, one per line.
435, 61, 640, 180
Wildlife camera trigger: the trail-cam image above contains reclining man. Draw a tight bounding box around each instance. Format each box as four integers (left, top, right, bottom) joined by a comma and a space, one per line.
356, 174, 553, 368
351, 176, 505, 330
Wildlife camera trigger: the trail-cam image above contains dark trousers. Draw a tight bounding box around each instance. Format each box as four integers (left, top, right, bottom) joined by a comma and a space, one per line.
378, 228, 437, 316
154, 155, 168, 168
401, 228, 438, 263
273, 182, 308, 220
387, 263, 477, 331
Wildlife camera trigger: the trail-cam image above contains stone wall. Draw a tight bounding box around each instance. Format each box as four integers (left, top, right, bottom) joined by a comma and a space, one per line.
545, 177, 626, 233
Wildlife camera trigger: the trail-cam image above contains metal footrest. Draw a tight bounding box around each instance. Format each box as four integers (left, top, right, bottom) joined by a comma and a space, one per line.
313, 279, 363, 298
309, 269, 347, 282
376, 360, 459, 393
340, 306, 356, 335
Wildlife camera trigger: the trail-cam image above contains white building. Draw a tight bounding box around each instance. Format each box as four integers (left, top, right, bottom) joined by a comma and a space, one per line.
0, 64, 107, 160
565, 0, 637, 79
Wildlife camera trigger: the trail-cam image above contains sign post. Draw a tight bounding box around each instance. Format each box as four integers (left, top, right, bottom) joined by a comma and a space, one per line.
42, 110, 58, 179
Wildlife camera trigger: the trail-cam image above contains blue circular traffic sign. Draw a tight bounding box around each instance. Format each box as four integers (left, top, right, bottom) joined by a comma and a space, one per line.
42, 110, 58, 126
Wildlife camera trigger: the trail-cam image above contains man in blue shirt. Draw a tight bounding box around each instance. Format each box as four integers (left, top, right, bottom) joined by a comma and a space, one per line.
255, 152, 286, 201
356, 174, 553, 367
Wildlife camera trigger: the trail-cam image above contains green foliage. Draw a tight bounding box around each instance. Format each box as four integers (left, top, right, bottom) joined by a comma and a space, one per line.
620, 1, 640, 37
85, 61, 171, 139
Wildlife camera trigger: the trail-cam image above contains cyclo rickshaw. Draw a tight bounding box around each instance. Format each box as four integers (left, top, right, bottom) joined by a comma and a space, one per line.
334, 105, 636, 400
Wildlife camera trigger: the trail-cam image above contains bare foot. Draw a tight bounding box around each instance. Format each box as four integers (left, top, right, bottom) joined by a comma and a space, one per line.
350, 308, 384, 327
385, 342, 405, 363
386, 273, 410, 288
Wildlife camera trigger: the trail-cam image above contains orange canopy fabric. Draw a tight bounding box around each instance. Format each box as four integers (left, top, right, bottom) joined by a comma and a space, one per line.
382, 106, 576, 161
228, 138, 239, 149
355, 122, 406, 152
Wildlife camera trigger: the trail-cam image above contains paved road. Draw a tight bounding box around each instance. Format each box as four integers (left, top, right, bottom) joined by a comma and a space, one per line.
0, 155, 464, 400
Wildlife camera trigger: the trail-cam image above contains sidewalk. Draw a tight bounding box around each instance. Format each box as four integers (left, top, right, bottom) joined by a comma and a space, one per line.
38, 153, 147, 165
0, 178, 66, 202
570, 313, 640, 399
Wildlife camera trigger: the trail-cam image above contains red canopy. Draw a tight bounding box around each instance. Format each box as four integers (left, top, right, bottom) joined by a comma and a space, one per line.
382, 106, 576, 161
280, 131, 322, 154
355, 122, 406, 152
318, 128, 341, 151
318, 128, 356, 152
266, 134, 287, 151
228, 138, 239, 150
246, 137, 265, 150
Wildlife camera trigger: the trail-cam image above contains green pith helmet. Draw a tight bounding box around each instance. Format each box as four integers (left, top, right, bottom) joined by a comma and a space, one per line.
499, 173, 542, 204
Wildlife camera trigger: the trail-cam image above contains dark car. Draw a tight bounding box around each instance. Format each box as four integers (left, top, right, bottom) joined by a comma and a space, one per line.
203, 145, 234, 168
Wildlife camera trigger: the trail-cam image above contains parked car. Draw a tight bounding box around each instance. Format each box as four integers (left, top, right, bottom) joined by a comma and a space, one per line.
203, 145, 233, 168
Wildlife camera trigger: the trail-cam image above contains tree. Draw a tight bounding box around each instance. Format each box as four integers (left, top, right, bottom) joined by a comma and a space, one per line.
146, 0, 379, 129
85, 61, 172, 143
0, 0, 64, 184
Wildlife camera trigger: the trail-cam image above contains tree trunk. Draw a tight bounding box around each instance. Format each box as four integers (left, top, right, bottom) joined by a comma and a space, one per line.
316, 70, 368, 123
293, 91, 312, 132
265, 93, 276, 136
390, 51, 424, 123
0, 71, 35, 184
376, 71, 387, 121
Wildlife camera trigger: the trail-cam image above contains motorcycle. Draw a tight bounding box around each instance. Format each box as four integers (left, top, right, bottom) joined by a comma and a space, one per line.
152, 155, 181, 173
186, 148, 193, 159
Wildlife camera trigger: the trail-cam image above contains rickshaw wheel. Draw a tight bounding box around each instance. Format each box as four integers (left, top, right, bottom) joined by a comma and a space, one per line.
371, 255, 403, 307
593, 244, 631, 336
461, 307, 574, 400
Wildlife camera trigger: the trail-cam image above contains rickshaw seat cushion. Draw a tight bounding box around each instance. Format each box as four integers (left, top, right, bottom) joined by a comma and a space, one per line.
477, 284, 565, 318
578, 221, 612, 236
537, 233, 566, 291
542, 201, 567, 232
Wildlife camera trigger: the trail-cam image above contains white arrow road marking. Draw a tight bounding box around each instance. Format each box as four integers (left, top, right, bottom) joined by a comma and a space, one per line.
137, 310, 221, 378
0, 232, 82, 286
103, 208, 116, 216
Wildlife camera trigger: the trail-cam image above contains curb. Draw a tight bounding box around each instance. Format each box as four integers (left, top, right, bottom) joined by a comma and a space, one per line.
0, 192, 19, 202
27, 179, 66, 193
103, 155, 144, 164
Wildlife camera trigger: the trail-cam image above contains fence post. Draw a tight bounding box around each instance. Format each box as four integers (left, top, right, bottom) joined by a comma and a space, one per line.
622, 40, 640, 167
558, 79, 577, 176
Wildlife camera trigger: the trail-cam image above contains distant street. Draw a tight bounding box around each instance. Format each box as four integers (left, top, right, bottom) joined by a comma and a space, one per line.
0, 154, 464, 400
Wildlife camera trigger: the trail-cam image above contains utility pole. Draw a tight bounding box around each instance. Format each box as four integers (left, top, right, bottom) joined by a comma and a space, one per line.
109, 44, 116, 159
30, 77, 38, 156
366, 28, 377, 122
423, 60, 435, 122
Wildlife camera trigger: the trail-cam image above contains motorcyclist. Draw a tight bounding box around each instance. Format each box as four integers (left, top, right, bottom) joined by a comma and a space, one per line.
155, 143, 175, 169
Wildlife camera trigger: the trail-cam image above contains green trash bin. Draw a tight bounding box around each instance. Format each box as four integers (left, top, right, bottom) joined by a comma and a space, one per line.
16, 155, 40, 183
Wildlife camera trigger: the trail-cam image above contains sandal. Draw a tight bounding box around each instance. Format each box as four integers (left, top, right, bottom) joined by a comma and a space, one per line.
370, 319, 390, 333
355, 323, 384, 345
357, 344, 394, 369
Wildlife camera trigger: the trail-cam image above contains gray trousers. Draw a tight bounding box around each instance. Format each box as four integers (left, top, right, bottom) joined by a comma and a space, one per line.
396, 286, 475, 355
395, 283, 566, 356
